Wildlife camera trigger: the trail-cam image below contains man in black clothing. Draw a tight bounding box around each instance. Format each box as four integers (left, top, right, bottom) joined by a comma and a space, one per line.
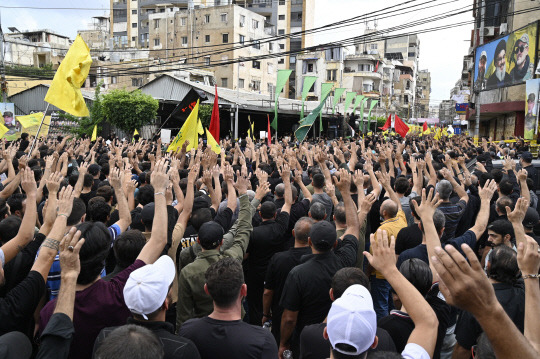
520, 151, 538, 189
279, 169, 359, 358
95, 256, 200, 359
179, 257, 277, 359
395, 196, 423, 255
246, 166, 292, 326
299, 267, 396, 359
263, 216, 313, 342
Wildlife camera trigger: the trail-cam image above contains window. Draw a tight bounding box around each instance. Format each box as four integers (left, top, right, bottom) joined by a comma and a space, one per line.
279, 44, 285, 50
269, 42, 273, 51
307, 63, 314, 73
278, 15, 285, 20
111, 76, 117, 84
205, 35, 210, 43
252, 19, 259, 29
222, 33, 229, 43
159, 8, 165, 12
132, 23, 137, 28
132, 9, 137, 14
290, 55, 296, 64
181, 36, 188, 45
268, 83, 274, 94
370, 43, 377, 50
279, 0, 285, 4
278, 58, 285, 64
358, 64, 373, 72
132, 78, 142, 87
132, 36, 136, 41
205, 56, 211, 65
408, 52, 416, 58
238, 78, 245, 89
327, 69, 337, 81
221, 78, 228, 87
252, 60, 261, 69
154, 38, 160, 46
251, 40, 261, 49
250, 80, 261, 91
240, 15, 245, 26
154, 19, 160, 29
181, 17, 187, 26
239, 35, 245, 44
278, 29, 285, 35
221, 13, 228, 22
268, 63, 274, 74
363, 83, 373, 92
204, 14, 210, 23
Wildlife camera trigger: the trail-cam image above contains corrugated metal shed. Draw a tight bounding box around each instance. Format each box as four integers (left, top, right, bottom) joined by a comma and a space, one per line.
8, 84, 95, 116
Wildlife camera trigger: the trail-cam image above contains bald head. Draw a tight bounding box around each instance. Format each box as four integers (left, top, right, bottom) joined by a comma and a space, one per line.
380, 199, 398, 220
275, 183, 285, 198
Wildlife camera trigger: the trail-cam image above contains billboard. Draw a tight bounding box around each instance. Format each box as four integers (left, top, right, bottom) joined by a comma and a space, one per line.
455, 103, 468, 114
525, 79, 540, 140
474, 21, 538, 92
0, 103, 21, 141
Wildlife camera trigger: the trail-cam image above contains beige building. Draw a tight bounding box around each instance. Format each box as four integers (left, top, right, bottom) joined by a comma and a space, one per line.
416, 70, 431, 118
79, 16, 111, 49
148, 4, 278, 96
4, 28, 71, 68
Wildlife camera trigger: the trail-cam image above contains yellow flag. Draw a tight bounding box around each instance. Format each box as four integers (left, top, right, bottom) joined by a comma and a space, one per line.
197, 119, 204, 135
167, 99, 200, 152
44, 35, 92, 117
367, 131, 373, 136
91, 125, 97, 141
134, 129, 139, 136
206, 128, 221, 155
16, 112, 43, 128
0, 123, 9, 139
434, 127, 442, 140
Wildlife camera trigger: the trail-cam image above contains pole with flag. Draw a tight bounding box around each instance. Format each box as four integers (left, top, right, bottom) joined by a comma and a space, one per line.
332, 88, 346, 114
367, 100, 378, 133
30, 34, 92, 154
209, 85, 220, 140
394, 115, 409, 138
271, 69, 293, 137
295, 84, 333, 142
267, 114, 271, 146
91, 125, 97, 141
301, 76, 317, 119
167, 99, 200, 152
359, 97, 368, 132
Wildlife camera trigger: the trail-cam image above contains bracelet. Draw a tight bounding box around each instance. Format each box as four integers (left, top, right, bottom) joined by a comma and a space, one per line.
58, 213, 69, 218
154, 192, 164, 196
522, 274, 540, 280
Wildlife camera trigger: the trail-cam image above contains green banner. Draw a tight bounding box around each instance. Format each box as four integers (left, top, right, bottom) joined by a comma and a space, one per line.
360, 97, 369, 132
301, 76, 318, 119
350, 95, 364, 114
271, 69, 293, 131
332, 88, 346, 114
342, 92, 356, 115
367, 100, 379, 132
296, 84, 333, 142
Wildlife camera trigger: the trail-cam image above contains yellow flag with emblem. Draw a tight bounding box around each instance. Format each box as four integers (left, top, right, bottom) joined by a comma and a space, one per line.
134, 129, 139, 136
206, 128, 221, 155
16, 113, 43, 128
167, 99, 200, 152
0, 123, 9, 139
197, 119, 204, 135
44, 35, 92, 117
91, 125, 97, 141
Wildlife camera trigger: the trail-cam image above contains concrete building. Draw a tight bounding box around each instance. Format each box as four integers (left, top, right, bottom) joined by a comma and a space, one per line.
439, 100, 455, 126
416, 70, 431, 118
79, 16, 110, 49
148, 4, 278, 96
4, 28, 71, 68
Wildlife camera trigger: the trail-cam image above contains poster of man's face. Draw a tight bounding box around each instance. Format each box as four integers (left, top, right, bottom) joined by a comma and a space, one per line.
0, 103, 16, 128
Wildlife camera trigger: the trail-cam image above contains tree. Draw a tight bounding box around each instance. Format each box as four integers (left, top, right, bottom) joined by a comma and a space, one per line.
101, 89, 159, 133
199, 104, 212, 129
65, 82, 105, 138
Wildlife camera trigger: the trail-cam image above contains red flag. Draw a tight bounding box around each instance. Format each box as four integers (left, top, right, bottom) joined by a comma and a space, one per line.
209, 85, 220, 140
267, 114, 271, 146
379, 114, 391, 130
422, 121, 428, 132
394, 115, 409, 138
374, 60, 379, 73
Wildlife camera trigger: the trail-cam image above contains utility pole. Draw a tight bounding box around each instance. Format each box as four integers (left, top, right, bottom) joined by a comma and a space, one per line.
475, 0, 485, 140
0, 12, 7, 104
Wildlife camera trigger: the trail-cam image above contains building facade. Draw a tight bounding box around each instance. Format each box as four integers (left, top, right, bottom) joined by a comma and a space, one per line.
4, 29, 71, 68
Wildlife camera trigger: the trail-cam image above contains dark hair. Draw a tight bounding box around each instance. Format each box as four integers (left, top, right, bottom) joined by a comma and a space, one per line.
478, 172, 494, 188
487, 219, 514, 241
334, 202, 346, 224
495, 196, 514, 214
191, 208, 213, 231
113, 230, 146, 268
260, 201, 277, 220
399, 259, 433, 296
68, 198, 87, 226
293, 217, 313, 244
96, 185, 114, 203
491, 169, 504, 184
475, 332, 496, 359
332, 267, 370, 299
137, 185, 154, 206
309, 202, 327, 221
205, 257, 244, 308
409, 195, 422, 220
498, 178, 514, 196
394, 177, 410, 195
83, 173, 94, 188
94, 325, 164, 359
7, 193, 26, 215
0, 215, 22, 245
76, 221, 112, 285
312, 173, 326, 189
69, 174, 79, 187
87, 197, 112, 223
332, 347, 364, 359
365, 352, 402, 359
0, 198, 9, 220
487, 245, 520, 285
526, 178, 535, 192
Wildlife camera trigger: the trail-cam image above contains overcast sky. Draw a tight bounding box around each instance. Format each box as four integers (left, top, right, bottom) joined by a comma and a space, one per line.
1, 0, 473, 107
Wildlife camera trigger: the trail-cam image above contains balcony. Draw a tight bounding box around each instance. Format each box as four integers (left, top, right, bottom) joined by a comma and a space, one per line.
344, 69, 382, 80
399, 74, 413, 81
247, 0, 273, 15
139, 0, 188, 6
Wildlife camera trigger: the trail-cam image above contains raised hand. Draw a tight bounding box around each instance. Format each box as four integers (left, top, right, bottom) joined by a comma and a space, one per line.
507, 197, 529, 224
517, 236, 540, 277
21, 167, 37, 197
234, 170, 249, 195
279, 164, 291, 182
109, 167, 122, 189
517, 169, 528, 182
46, 172, 64, 194
364, 229, 396, 276
57, 185, 75, 217
411, 188, 442, 222
334, 168, 351, 195
375, 170, 390, 188
479, 179, 497, 202
59, 228, 85, 278
353, 169, 364, 189
150, 159, 170, 193
255, 181, 270, 201
361, 192, 377, 213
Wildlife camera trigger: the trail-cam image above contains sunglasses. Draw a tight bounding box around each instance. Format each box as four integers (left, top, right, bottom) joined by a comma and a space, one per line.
515, 45, 528, 53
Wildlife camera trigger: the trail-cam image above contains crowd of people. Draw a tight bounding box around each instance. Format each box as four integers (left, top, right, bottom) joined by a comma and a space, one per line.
0, 131, 538, 359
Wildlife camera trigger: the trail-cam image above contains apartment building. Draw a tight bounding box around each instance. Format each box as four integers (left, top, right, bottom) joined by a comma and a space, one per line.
79, 16, 110, 49
4, 28, 71, 68
416, 70, 431, 118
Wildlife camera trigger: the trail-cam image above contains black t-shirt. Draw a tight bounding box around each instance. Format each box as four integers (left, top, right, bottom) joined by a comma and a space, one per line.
395, 224, 423, 255
79, 190, 96, 208
279, 235, 358, 333
455, 281, 525, 350
178, 316, 277, 359
299, 322, 396, 359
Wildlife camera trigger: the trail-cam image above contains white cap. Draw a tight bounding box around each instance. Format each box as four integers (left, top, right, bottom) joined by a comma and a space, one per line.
327, 285, 377, 355
123, 255, 175, 320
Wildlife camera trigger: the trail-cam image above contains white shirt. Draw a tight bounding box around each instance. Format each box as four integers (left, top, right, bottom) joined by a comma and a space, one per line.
402, 343, 431, 359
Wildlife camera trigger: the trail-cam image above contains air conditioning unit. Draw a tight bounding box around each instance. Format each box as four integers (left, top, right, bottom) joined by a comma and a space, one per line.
484, 27, 495, 36
500, 23, 508, 35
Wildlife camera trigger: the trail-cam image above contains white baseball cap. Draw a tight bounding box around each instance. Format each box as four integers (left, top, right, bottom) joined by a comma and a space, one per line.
123, 255, 176, 320
327, 285, 377, 355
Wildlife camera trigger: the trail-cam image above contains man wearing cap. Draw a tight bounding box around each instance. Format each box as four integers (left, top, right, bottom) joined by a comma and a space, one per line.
176, 169, 252, 328
510, 33, 534, 82
475, 50, 487, 92
279, 169, 360, 358
486, 39, 511, 89
94, 256, 201, 359
523, 207, 540, 245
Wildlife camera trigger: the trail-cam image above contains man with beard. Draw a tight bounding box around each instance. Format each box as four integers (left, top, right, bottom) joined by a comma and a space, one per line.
475, 51, 487, 92
487, 40, 511, 88
525, 93, 537, 137
510, 34, 534, 82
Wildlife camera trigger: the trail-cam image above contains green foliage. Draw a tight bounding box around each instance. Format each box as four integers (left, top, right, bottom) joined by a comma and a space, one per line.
6, 64, 55, 79
199, 104, 212, 129
101, 89, 158, 133
65, 82, 105, 137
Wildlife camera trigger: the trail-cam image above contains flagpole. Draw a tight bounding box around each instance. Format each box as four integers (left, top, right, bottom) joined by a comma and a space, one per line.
28, 103, 49, 155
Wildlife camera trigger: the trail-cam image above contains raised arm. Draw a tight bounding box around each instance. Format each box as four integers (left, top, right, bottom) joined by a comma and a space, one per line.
293, 170, 312, 203
468, 179, 497, 239
109, 167, 131, 233
335, 168, 360, 238
517, 169, 531, 205
507, 197, 530, 248
176, 165, 197, 229
73, 162, 88, 198
376, 170, 401, 211
279, 164, 293, 214
425, 152, 437, 188
136, 159, 169, 264
441, 167, 469, 203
